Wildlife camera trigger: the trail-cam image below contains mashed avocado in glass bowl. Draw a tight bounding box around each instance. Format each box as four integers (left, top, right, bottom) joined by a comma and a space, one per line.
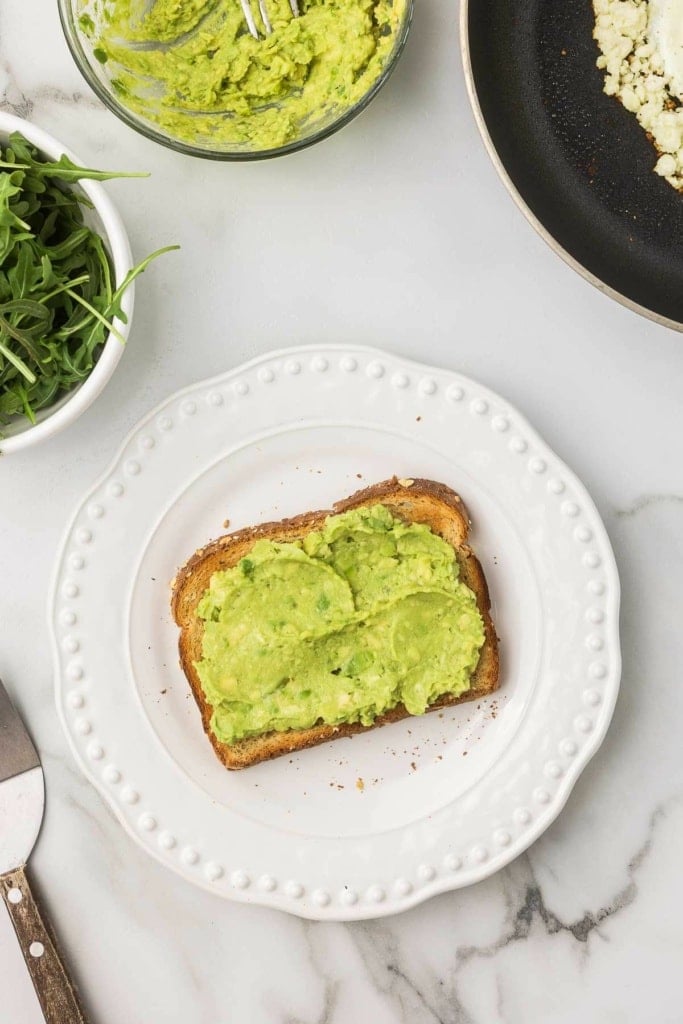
59, 0, 413, 159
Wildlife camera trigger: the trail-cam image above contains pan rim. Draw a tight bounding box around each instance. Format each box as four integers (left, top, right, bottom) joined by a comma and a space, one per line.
459, 0, 682, 334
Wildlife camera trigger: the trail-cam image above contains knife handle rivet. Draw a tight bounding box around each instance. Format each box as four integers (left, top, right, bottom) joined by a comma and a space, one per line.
29, 942, 44, 959
63, 583, 79, 599
68, 664, 84, 681
75, 718, 91, 735
7, 888, 22, 905
88, 743, 104, 761
62, 611, 77, 627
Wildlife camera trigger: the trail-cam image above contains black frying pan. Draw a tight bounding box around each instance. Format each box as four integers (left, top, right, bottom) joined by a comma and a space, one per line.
462, 0, 683, 329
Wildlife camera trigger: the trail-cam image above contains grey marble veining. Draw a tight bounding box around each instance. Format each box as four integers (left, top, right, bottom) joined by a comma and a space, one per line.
614, 493, 683, 518
2, 0, 683, 1021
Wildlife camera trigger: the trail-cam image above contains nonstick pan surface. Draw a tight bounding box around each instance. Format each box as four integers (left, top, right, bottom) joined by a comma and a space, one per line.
462, 0, 683, 329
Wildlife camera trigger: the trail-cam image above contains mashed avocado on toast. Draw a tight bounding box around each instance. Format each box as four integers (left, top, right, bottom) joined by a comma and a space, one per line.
93, 0, 407, 149
194, 504, 486, 745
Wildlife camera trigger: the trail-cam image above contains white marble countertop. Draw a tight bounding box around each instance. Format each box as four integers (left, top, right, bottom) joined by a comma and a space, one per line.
1, 1, 682, 1021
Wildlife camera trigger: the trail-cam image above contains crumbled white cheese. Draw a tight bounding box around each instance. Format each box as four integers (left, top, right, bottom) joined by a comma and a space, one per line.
593, 0, 683, 190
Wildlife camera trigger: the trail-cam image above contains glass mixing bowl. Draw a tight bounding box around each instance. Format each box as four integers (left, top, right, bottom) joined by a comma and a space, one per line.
58, 0, 414, 161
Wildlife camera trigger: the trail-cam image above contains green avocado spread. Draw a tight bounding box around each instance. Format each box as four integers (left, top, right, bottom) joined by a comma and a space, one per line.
92, 0, 407, 149
195, 504, 486, 745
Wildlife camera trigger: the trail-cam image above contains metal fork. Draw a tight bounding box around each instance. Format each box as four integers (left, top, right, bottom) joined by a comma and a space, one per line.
240, 0, 300, 39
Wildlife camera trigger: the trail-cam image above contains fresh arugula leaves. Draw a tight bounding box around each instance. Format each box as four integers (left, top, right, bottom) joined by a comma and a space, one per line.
0, 131, 178, 430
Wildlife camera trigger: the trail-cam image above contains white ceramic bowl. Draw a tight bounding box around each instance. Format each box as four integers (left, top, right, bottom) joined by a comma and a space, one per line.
0, 112, 134, 454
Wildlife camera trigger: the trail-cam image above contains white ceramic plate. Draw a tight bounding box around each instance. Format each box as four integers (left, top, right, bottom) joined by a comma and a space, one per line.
51, 346, 621, 920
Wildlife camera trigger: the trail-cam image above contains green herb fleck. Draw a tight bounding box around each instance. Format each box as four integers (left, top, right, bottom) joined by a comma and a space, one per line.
78, 13, 95, 34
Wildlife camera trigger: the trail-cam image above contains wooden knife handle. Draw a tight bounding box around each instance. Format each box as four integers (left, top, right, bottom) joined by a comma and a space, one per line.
1, 866, 89, 1024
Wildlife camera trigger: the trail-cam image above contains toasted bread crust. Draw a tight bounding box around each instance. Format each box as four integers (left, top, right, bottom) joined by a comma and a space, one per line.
171, 477, 499, 769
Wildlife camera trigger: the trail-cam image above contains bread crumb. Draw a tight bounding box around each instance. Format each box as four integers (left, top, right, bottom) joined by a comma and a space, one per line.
416, 416, 422, 422
160, 689, 167, 695
223, 518, 231, 529
410, 762, 417, 771
356, 473, 363, 479
356, 777, 365, 792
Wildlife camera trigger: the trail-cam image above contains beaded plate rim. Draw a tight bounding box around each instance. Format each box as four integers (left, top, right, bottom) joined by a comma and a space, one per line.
50, 345, 621, 920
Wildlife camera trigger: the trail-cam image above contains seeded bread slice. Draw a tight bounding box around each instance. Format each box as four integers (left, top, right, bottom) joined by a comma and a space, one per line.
171, 477, 499, 769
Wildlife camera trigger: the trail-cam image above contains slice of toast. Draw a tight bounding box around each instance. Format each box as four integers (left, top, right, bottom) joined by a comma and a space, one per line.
171, 477, 499, 769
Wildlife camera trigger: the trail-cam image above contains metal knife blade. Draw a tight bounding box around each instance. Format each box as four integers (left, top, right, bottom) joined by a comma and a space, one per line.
0, 680, 44, 876
0, 683, 40, 784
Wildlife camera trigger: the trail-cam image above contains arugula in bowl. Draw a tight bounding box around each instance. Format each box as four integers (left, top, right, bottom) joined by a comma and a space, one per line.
0, 131, 177, 430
